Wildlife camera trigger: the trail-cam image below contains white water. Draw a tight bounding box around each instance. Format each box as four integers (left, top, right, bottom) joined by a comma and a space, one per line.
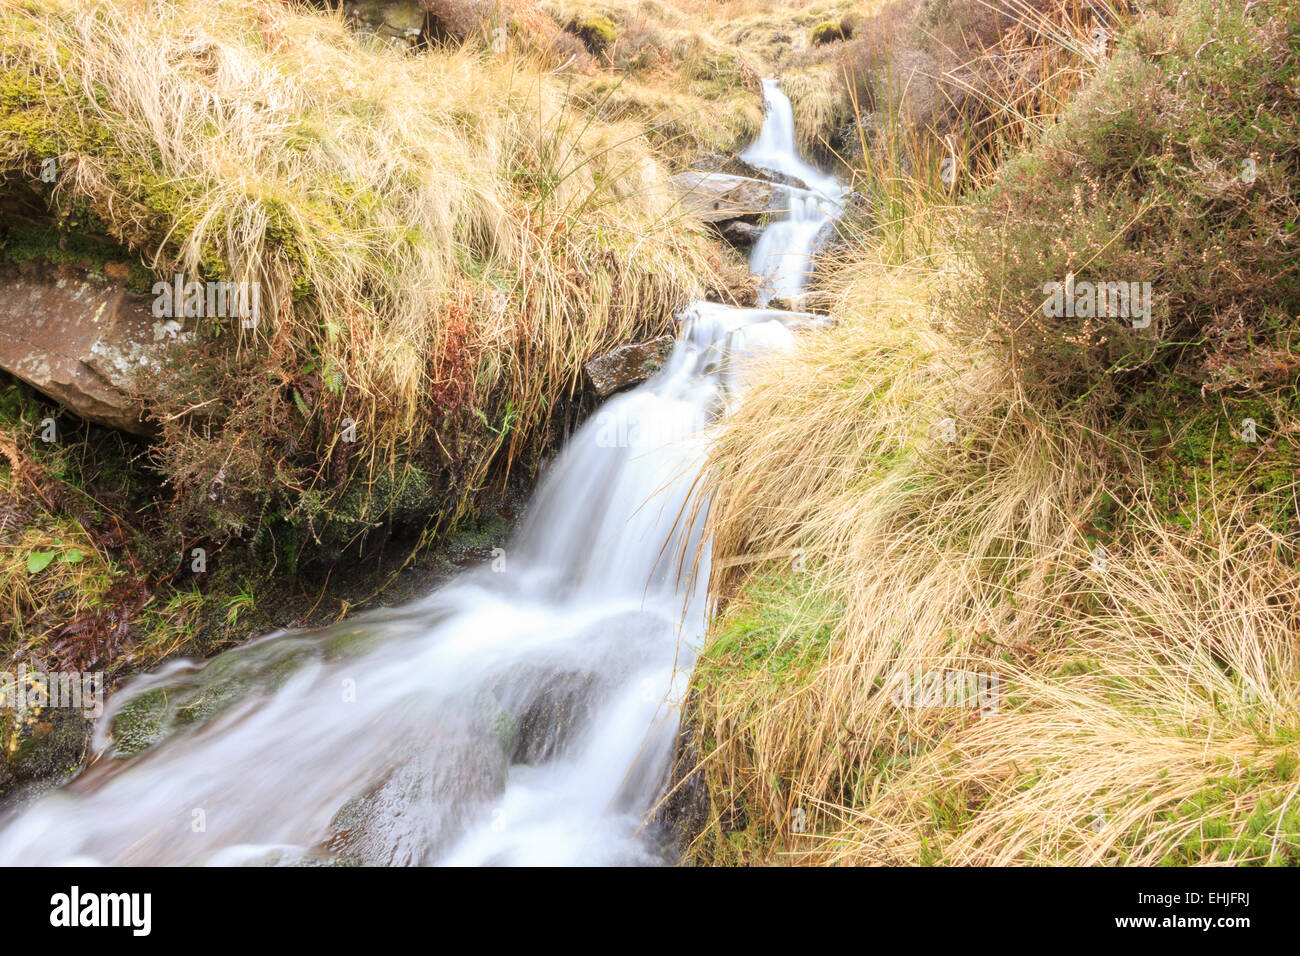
0, 80, 843, 866
744, 78, 848, 304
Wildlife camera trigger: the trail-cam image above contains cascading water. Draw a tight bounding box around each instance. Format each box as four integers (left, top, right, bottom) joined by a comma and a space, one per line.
0, 80, 844, 866
744, 78, 848, 304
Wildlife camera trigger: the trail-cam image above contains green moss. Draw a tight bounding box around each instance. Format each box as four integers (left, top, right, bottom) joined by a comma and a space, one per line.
0, 221, 153, 289
569, 15, 616, 54
1152, 774, 1300, 865
810, 21, 846, 45
694, 568, 841, 685
105, 688, 172, 759
1123, 379, 1300, 536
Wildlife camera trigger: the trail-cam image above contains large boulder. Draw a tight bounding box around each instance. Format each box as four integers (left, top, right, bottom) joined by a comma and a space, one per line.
0, 268, 188, 434
670, 171, 784, 224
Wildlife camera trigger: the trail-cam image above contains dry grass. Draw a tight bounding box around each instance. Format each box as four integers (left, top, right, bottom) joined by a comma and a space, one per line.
818, 497, 1300, 865
691, 224, 1300, 865
687, 0, 1300, 865
1, 0, 730, 544
543, 0, 769, 159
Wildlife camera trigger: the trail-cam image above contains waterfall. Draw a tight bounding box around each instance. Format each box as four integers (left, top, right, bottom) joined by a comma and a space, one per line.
744, 78, 848, 304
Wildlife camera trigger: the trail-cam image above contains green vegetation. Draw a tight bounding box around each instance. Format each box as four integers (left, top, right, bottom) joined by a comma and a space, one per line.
810, 21, 847, 45
569, 14, 617, 54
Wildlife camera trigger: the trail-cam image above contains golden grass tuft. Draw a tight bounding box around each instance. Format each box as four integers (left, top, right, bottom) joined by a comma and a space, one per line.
1, 0, 728, 541
691, 225, 1300, 864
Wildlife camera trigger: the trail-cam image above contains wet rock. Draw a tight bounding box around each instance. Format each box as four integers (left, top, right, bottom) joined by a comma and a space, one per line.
767, 292, 830, 314
0, 267, 188, 434
0, 692, 94, 811
326, 724, 509, 866
510, 670, 603, 765
344, 1, 427, 45
670, 171, 783, 224
650, 696, 711, 862
584, 334, 675, 397
720, 220, 765, 248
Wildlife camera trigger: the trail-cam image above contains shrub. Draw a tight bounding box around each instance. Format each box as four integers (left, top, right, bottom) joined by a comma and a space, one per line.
810, 20, 846, 45
569, 14, 616, 54
958, 0, 1300, 409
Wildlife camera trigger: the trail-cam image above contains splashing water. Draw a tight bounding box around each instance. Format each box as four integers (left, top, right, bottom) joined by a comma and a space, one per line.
0, 79, 845, 866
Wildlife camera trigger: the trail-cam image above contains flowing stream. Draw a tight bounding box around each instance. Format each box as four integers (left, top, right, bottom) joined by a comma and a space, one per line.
0, 80, 845, 866
745, 78, 847, 304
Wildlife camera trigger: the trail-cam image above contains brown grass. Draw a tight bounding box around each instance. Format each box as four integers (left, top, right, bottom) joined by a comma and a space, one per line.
687, 0, 1300, 865
1, 0, 730, 549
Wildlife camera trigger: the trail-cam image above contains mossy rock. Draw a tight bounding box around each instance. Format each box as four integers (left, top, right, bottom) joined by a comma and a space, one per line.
568, 15, 616, 55
811, 21, 847, 45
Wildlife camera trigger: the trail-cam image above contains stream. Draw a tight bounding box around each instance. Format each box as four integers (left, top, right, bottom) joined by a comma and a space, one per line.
0, 79, 846, 866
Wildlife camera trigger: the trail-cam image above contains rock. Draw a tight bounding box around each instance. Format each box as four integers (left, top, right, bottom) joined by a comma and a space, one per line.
0, 268, 188, 434
719, 220, 765, 248
510, 670, 604, 765
344, 0, 427, 44
650, 695, 712, 862
694, 153, 810, 192
670, 171, 784, 224
766, 295, 802, 313
584, 334, 675, 397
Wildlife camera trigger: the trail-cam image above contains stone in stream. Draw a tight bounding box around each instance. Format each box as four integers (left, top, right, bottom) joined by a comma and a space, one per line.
0, 267, 188, 434
650, 694, 711, 861
325, 719, 510, 866
508, 669, 606, 766
720, 220, 766, 248
584, 334, 675, 397
693, 152, 811, 192
669, 170, 784, 224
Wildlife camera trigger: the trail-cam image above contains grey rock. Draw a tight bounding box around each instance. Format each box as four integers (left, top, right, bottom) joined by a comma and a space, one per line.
584, 334, 676, 397
719, 220, 765, 247
670, 171, 784, 223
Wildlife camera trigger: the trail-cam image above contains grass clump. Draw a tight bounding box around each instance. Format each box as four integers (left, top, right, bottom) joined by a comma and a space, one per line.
687, 0, 1300, 866
569, 13, 617, 54
810, 21, 847, 45
0, 0, 724, 561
